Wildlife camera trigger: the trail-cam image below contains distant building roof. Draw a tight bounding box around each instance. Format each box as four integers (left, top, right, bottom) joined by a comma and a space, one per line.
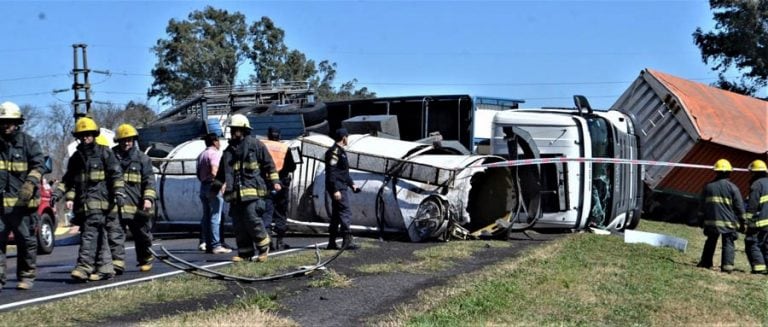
647, 69, 768, 153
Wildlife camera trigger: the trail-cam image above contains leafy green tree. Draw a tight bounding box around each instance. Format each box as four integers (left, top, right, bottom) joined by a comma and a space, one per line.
149, 6, 249, 104
150, 8, 374, 104
693, 0, 768, 96
313, 60, 376, 101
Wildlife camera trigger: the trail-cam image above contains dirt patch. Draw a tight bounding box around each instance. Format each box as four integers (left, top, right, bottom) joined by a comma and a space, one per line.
102, 232, 561, 326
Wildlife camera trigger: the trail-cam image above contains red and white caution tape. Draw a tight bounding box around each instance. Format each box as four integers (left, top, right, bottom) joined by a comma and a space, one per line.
480, 157, 750, 172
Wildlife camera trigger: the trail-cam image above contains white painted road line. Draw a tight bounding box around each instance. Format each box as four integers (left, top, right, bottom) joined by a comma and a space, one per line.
0, 241, 330, 311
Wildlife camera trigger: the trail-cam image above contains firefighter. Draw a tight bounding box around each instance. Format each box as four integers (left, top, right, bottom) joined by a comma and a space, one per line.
0, 101, 45, 290
324, 128, 360, 250
102, 124, 156, 274
51, 117, 125, 281
744, 159, 768, 274
211, 114, 281, 262
261, 126, 297, 250
697, 159, 745, 273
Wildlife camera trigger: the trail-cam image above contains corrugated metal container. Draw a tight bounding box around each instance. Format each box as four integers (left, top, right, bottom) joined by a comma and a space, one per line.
612, 68, 768, 196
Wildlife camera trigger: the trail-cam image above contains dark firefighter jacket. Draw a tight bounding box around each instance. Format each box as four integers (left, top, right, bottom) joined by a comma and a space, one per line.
745, 176, 768, 229
324, 143, 354, 193
701, 177, 745, 234
55, 143, 125, 216
212, 135, 279, 203
0, 131, 45, 212
109, 146, 156, 218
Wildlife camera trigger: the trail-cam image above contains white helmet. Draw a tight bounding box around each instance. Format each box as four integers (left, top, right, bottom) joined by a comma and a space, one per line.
228, 114, 251, 130
0, 101, 24, 121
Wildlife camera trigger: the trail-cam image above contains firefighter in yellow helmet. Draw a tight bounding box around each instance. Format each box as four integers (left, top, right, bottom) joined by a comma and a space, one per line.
697, 159, 745, 273
101, 123, 157, 274
211, 114, 280, 262
744, 160, 768, 274
51, 117, 125, 281
0, 101, 45, 290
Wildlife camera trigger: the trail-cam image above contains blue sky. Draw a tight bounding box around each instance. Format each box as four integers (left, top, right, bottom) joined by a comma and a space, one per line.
1, 0, 754, 114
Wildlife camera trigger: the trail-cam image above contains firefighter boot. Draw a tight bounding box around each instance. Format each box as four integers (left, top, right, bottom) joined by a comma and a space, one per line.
342, 233, 360, 250
71, 268, 90, 281
16, 278, 34, 290
256, 237, 271, 262
139, 257, 154, 272
113, 260, 126, 276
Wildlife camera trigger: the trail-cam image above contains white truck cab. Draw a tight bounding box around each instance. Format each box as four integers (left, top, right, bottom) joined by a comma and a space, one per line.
489, 96, 642, 232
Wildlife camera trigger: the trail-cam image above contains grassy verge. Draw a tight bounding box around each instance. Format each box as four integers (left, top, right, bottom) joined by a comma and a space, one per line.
0, 248, 339, 326
357, 240, 511, 274
141, 293, 297, 327
374, 220, 768, 326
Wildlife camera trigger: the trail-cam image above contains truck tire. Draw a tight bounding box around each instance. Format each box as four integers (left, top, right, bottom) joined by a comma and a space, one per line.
274, 102, 327, 127
305, 120, 330, 135
37, 212, 55, 254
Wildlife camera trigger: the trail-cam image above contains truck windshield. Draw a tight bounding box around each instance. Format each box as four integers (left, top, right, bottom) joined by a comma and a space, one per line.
586, 116, 613, 228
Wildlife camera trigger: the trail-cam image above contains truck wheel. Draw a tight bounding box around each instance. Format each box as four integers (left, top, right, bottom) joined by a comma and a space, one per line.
37, 213, 55, 254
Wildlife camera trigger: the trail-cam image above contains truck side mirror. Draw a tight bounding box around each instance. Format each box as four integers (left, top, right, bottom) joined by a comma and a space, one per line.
573, 95, 593, 115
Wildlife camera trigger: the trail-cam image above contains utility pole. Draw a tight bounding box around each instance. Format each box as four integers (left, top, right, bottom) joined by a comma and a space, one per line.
71, 44, 92, 119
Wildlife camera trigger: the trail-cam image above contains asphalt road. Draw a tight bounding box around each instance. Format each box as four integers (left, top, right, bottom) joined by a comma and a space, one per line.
0, 234, 331, 311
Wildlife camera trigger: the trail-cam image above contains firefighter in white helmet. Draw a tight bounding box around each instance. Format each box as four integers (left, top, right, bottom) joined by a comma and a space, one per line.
0, 101, 45, 290
211, 114, 281, 262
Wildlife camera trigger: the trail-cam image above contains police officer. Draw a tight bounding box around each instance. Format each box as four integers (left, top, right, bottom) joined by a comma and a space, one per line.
697, 159, 745, 273
744, 159, 768, 274
211, 114, 280, 262
324, 128, 360, 250
0, 101, 45, 290
105, 124, 156, 274
52, 117, 125, 281
262, 126, 297, 250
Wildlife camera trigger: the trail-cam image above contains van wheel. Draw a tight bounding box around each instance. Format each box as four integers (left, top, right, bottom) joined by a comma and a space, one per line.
37, 213, 55, 254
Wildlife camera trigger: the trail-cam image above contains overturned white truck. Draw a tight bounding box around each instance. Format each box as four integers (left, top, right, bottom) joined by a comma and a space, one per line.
151, 95, 642, 241
489, 96, 643, 231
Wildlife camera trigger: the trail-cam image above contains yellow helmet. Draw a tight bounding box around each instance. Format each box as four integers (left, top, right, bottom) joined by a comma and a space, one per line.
73, 117, 100, 135
95, 134, 110, 146
748, 159, 768, 172
115, 123, 138, 141
0, 101, 24, 121
713, 159, 733, 172
228, 114, 251, 130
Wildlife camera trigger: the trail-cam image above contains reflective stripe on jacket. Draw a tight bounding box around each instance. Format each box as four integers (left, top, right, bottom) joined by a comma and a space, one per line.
702, 177, 745, 234
109, 146, 156, 218
745, 177, 768, 229
0, 131, 45, 211
55, 143, 124, 216
214, 136, 278, 203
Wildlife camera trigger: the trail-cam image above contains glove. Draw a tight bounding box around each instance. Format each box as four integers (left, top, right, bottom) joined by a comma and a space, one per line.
50, 194, 59, 205
18, 181, 35, 203
115, 192, 126, 208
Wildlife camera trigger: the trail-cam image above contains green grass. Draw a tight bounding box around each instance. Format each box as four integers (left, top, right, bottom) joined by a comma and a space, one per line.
357, 240, 511, 274
0, 248, 334, 326
374, 220, 768, 326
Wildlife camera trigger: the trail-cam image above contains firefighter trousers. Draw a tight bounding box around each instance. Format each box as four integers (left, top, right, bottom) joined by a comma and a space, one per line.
230, 199, 269, 258
745, 229, 768, 273
700, 230, 737, 272
0, 210, 37, 285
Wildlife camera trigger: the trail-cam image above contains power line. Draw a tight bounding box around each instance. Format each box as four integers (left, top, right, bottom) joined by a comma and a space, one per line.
0, 74, 69, 82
